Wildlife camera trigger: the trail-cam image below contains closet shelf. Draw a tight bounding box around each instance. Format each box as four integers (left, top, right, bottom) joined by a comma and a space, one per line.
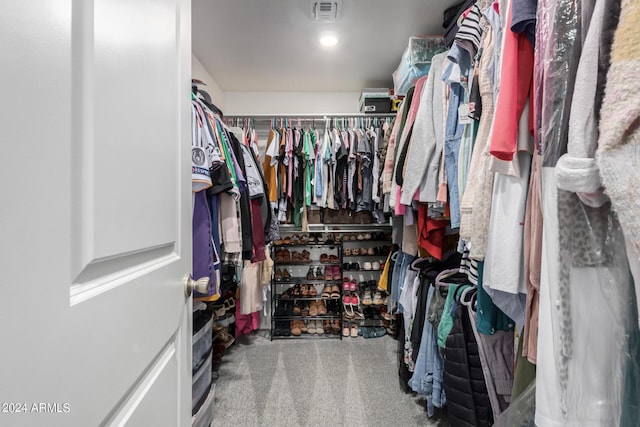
276, 262, 342, 267
272, 334, 342, 340
273, 279, 343, 284
274, 296, 343, 301
273, 243, 342, 248
343, 254, 389, 257
273, 315, 343, 320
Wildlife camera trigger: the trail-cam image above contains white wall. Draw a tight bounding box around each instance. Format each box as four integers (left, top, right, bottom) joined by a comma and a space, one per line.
224, 91, 361, 116
191, 54, 226, 112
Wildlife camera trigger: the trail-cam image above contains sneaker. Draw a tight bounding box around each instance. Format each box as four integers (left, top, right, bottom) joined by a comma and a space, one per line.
363, 262, 372, 271
372, 261, 381, 270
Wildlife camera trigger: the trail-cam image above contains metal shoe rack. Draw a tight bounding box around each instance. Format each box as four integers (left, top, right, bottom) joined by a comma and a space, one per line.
271, 238, 343, 340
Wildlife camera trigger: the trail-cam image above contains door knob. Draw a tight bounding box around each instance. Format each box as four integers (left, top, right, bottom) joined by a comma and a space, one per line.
184, 274, 211, 297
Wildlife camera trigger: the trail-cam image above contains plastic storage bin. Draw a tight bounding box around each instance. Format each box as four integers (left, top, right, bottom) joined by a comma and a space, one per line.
192, 384, 215, 427
392, 36, 447, 96
193, 313, 213, 373
192, 350, 212, 415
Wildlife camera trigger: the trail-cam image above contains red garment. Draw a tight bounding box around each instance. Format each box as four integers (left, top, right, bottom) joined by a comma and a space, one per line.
250, 199, 266, 263
489, 2, 534, 161
417, 204, 449, 260
234, 303, 260, 338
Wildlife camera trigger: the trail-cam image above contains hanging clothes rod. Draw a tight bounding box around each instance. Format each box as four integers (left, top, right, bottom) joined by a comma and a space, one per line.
225, 113, 396, 119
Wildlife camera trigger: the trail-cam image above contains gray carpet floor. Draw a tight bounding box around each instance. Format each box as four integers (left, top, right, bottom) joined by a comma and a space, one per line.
212, 332, 448, 427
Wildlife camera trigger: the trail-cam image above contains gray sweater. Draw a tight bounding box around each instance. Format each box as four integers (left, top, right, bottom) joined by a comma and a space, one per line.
400, 53, 446, 205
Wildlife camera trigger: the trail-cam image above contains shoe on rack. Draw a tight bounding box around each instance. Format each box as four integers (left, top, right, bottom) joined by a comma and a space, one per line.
349, 279, 358, 292
320, 253, 329, 263
350, 292, 360, 306
307, 319, 317, 335
301, 284, 309, 298
317, 300, 327, 315
321, 285, 332, 299
291, 321, 301, 336
351, 262, 360, 271
372, 261, 381, 270
332, 266, 342, 280
343, 323, 351, 337
350, 324, 359, 337
332, 319, 341, 334
316, 320, 325, 335
301, 302, 310, 317
282, 269, 291, 280
352, 248, 360, 256
330, 285, 341, 299
344, 248, 352, 256
323, 320, 332, 334
293, 301, 302, 315
367, 247, 375, 255
362, 289, 373, 305
364, 233, 372, 240
373, 291, 383, 305
363, 262, 372, 271
274, 268, 283, 281
309, 300, 319, 317
299, 319, 308, 333
309, 284, 318, 298
329, 254, 339, 264
306, 267, 315, 280
356, 233, 365, 241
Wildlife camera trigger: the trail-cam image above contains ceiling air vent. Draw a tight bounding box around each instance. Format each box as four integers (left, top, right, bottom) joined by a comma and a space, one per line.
311, 1, 341, 22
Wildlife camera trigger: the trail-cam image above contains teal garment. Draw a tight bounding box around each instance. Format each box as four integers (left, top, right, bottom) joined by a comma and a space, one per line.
476, 261, 516, 335
437, 284, 466, 348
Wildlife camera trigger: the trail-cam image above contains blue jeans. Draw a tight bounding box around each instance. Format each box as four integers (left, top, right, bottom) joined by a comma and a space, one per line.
409, 286, 446, 415
391, 251, 416, 305
444, 83, 464, 229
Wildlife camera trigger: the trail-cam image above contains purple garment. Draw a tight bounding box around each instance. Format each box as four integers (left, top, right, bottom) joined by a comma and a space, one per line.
193, 190, 216, 295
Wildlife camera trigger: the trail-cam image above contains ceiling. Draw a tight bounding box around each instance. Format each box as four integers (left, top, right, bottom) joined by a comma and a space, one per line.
192, 0, 455, 92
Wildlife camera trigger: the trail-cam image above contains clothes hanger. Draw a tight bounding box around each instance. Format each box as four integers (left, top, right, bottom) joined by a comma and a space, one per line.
410, 257, 434, 271
460, 286, 476, 305
435, 269, 459, 286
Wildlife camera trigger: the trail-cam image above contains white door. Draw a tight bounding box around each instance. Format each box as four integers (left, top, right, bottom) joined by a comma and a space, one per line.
0, 1, 194, 426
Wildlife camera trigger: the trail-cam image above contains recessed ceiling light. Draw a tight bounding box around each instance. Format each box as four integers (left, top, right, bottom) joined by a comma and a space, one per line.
319, 34, 339, 47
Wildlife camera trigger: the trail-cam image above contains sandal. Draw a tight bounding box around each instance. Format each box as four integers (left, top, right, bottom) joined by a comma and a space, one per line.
330, 285, 341, 299
342, 295, 354, 317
